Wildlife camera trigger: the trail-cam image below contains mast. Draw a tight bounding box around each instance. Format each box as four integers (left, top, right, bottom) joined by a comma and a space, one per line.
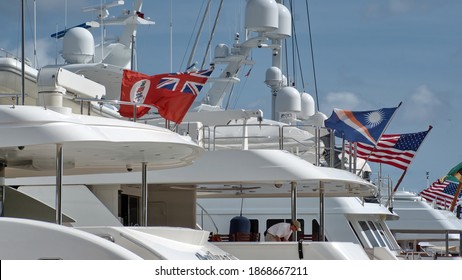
33, 0, 37, 68
79, 0, 154, 69
21, 0, 25, 105
169, 0, 173, 72
197, 0, 290, 111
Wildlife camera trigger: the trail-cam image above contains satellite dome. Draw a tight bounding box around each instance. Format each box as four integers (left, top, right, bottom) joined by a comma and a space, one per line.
281, 74, 288, 86
245, 0, 279, 32
266, 3, 292, 39
62, 27, 95, 64
265, 66, 282, 87
299, 92, 315, 119
307, 111, 328, 128
214, 44, 230, 59
275, 86, 301, 113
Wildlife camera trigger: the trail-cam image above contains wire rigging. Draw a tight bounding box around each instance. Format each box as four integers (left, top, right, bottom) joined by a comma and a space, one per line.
305, 0, 320, 111
289, 0, 296, 86
179, 0, 208, 71
200, 0, 224, 69
288, 0, 306, 90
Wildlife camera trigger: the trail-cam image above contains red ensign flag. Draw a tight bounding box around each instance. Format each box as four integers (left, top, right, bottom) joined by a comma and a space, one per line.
119, 68, 213, 123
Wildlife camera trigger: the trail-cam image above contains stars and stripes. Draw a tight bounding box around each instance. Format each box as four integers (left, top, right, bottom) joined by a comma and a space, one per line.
420, 180, 462, 209
346, 130, 430, 170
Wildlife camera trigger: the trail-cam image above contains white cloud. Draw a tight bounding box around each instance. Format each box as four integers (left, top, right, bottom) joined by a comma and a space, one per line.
400, 85, 443, 122
363, 0, 448, 18
389, 0, 415, 14
10, 37, 63, 68
321, 91, 376, 114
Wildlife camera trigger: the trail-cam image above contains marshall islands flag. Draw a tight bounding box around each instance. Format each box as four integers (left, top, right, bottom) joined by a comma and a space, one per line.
324, 105, 399, 145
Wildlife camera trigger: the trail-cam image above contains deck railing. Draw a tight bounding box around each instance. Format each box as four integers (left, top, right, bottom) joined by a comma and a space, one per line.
74, 98, 337, 167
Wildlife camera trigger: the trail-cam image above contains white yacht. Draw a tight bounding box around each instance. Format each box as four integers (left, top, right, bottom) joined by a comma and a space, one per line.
0, 0, 237, 260
381, 190, 462, 259
0, 0, 406, 260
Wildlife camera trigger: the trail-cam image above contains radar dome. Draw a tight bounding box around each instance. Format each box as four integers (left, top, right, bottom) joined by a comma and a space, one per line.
214, 44, 230, 59
275, 86, 301, 113
281, 74, 288, 86
62, 27, 95, 64
265, 66, 282, 87
299, 92, 315, 119
245, 0, 278, 32
266, 3, 292, 39
307, 111, 328, 128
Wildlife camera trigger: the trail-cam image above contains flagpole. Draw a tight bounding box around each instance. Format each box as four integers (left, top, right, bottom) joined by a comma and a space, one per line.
358, 102, 403, 174
341, 133, 345, 170
353, 142, 357, 175
392, 169, 408, 193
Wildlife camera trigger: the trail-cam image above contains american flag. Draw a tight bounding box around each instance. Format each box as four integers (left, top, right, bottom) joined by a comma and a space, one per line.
346, 130, 430, 170
420, 180, 462, 209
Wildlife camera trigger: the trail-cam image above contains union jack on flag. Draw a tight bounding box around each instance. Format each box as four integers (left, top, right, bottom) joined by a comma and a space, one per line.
157, 68, 213, 96
119, 68, 214, 123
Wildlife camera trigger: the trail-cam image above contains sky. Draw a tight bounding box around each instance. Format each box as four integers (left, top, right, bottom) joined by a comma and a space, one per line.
1, 0, 461, 194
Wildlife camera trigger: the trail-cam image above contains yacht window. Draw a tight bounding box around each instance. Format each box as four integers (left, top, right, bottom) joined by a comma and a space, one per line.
348, 221, 364, 248
375, 222, 395, 249
359, 221, 379, 247
368, 221, 385, 247
250, 219, 259, 234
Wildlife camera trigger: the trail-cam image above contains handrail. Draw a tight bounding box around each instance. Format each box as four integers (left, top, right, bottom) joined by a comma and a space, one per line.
72, 98, 341, 170
211, 123, 282, 151
281, 124, 334, 166
195, 122, 338, 168
0, 94, 20, 106
197, 202, 219, 233
0, 48, 18, 58
0, 48, 32, 66
73, 97, 164, 122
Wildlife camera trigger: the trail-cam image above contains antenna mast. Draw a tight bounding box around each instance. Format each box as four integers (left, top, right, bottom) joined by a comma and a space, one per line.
21, 0, 25, 105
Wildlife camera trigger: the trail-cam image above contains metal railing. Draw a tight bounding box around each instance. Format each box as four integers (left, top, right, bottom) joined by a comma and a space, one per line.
65, 97, 340, 168
0, 48, 32, 66
197, 203, 219, 233
0, 94, 20, 106
74, 97, 160, 120
190, 122, 336, 167
211, 123, 281, 151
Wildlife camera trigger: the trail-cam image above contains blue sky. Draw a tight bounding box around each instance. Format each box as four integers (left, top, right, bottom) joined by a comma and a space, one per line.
1, 0, 461, 194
